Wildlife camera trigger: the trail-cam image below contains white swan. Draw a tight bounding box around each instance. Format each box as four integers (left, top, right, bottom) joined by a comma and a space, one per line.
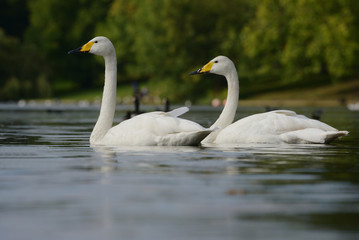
68, 36, 212, 146
190, 56, 349, 144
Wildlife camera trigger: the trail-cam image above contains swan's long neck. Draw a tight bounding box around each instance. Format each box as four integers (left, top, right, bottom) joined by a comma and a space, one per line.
90, 53, 117, 144
203, 68, 239, 143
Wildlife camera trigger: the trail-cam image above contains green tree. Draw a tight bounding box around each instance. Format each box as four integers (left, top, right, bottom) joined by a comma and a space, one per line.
97, 0, 253, 102
0, 28, 48, 100
242, 0, 359, 83
25, 0, 113, 92
1, 0, 358, 102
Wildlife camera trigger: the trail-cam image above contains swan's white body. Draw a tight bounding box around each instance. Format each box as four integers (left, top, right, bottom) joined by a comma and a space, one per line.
98, 108, 212, 146
69, 36, 211, 146
214, 109, 347, 144
190, 56, 348, 144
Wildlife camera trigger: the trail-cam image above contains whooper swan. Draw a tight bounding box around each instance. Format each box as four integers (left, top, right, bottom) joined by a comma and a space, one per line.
190, 56, 348, 144
68, 36, 212, 146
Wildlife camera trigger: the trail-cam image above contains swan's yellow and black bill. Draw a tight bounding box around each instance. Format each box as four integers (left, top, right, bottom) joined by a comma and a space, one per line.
189, 61, 214, 75
68, 41, 95, 54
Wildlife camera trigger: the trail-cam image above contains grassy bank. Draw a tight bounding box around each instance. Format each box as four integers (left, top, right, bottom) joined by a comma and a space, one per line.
237, 79, 359, 107
54, 79, 358, 107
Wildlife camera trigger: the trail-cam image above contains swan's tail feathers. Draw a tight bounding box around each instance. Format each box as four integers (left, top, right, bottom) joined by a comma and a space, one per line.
158, 129, 213, 146
324, 131, 349, 144
281, 129, 349, 144
167, 107, 189, 117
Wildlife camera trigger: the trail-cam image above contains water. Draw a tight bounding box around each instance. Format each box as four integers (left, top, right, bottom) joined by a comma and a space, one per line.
1, 103, 358, 240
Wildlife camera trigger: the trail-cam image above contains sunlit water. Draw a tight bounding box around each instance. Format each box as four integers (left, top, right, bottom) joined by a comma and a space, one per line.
1, 103, 358, 240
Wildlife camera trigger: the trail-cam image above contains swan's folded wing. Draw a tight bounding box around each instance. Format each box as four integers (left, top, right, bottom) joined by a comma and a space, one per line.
167, 107, 189, 117
156, 129, 213, 146
146, 107, 189, 118
270, 110, 297, 116
101, 111, 210, 146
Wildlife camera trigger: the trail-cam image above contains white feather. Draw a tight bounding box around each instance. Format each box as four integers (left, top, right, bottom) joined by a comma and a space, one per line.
167, 106, 189, 117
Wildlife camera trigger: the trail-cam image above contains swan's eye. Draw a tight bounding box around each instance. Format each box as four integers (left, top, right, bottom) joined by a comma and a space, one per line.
214, 61, 218, 63
94, 41, 98, 43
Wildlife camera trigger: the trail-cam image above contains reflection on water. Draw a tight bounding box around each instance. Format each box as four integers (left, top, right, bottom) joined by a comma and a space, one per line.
0, 104, 359, 240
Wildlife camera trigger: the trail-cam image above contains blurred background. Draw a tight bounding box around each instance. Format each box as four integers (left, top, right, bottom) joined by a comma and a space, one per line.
0, 0, 358, 105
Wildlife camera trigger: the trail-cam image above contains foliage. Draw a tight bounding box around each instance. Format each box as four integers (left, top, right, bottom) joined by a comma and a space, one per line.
242, 0, 359, 82
97, 0, 252, 100
24, 0, 113, 90
0, 0, 358, 101
0, 28, 49, 100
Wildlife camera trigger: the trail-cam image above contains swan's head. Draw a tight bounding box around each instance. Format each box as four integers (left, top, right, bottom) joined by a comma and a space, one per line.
189, 56, 235, 76
68, 36, 115, 57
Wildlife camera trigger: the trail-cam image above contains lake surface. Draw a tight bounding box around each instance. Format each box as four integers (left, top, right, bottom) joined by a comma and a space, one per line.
0, 103, 358, 240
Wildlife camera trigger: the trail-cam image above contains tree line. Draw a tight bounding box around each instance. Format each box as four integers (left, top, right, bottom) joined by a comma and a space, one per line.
1, 0, 358, 101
